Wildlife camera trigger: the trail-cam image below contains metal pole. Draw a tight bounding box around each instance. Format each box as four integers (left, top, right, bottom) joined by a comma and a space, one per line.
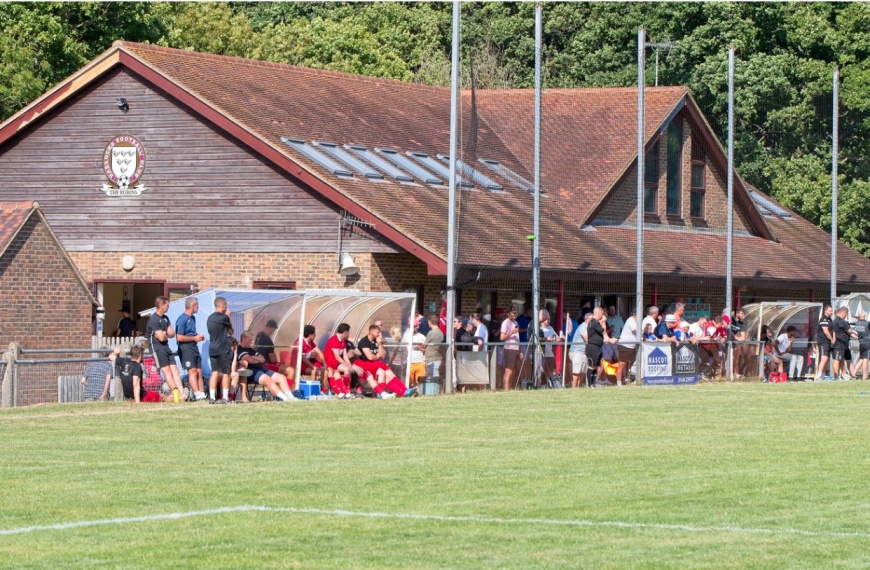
636, 28, 645, 382
654, 49, 659, 87
831, 67, 839, 306
725, 47, 735, 316
532, 2, 542, 380
444, 0, 460, 394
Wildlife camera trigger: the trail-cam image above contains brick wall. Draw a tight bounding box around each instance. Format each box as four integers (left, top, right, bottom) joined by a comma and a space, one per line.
596, 112, 753, 233
0, 216, 93, 349
69, 250, 379, 291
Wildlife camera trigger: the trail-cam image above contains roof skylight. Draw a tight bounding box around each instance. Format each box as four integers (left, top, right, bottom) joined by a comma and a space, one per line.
750, 190, 793, 220
345, 145, 413, 183
437, 155, 504, 192
408, 152, 472, 188
376, 148, 442, 185
313, 142, 383, 179
281, 137, 351, 177
479, 159, 534, 192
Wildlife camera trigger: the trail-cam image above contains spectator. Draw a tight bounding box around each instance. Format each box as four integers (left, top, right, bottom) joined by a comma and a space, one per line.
255, 319, 279, 365
816, 304, 835, 380
730, 307, 749, 378
616, 309, 638, 386
641, 306, 659, 333
831, 306, 858, 380
417, 313, 431, 335
471, 313, 488, 353
539, 309, 562, 384
500, 306, 521, 390
237, 331, 296, 402
175, 297, 206, 401
454, 316, 471, 352
110, 345, 171, 403
655, 314, 678, 342
675, 321, 692, 342
81, 359, 113, 401
606, 305, 624, 338
852, 310, 870, 380
586, 306, 616, 387
424, 314, 445, 381
570, 313, 593, 388
642, 322, 657, 341
776, 325, 804, 380
689, 315, 708, 339
401, 320, 427, 387
579, 300, 593, 321
147, 296, 185, 403
114, 308, 135, 338
517, 306, 533, 344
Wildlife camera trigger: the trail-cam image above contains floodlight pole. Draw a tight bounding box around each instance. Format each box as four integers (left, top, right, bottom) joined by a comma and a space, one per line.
636, 28, 646, 381
531, 2, 542, 376
725, 47, 735, 315
831, 67, 839, 306
444, 0, 460, 394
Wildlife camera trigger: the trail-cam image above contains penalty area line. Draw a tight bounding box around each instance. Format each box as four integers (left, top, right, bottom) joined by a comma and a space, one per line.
1, 505, 869, 540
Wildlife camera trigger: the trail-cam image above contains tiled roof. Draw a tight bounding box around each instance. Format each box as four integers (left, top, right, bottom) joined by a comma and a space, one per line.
2, 41, 869, 286
0, 201, 36, 258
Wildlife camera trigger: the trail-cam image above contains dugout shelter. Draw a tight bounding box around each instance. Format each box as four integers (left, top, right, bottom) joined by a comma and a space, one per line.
740, 302, 822, 378
141, 288, 417, 387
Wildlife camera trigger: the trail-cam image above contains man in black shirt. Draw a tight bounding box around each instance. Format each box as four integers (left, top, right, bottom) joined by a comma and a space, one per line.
585, 306, 617, 387
207, 296, 233, 403
255, 319, 279, 366
816, 304, 835, 380
147, 296, 185, 403
114, 308, 135, 338
831, 306, 858, 379
730, 307, 749, 377
110, 345, 166, 403
357, 324, 414, 398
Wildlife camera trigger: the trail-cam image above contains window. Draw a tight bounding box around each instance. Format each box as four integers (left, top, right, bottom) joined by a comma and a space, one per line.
478, 158, 534, 192
376, 148, 442, 185
407, 152, 472, 187
253, 281, 296, 290
345, 145, 413, 182
690, 136, 705, 219
281, 138, 352, 177
666, 119, 682, 216
314, 142, 383, 179
644, 143, 658, 214
437, 155, 504, 191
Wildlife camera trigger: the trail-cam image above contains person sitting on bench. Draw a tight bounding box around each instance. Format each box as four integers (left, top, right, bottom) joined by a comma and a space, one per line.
237, 331, 297, 402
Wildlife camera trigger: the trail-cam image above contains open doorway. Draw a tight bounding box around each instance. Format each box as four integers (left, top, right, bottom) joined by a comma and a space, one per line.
95, 281, 193, 337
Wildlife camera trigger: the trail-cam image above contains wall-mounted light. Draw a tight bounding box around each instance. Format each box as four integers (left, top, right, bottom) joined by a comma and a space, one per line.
121, 255, 135, 271
116, 97, 129, 113
338, 252, 360, 276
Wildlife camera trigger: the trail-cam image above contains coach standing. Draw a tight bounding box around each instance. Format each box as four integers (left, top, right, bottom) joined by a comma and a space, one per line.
207, 296, 233, 404
176, 297, 206, 401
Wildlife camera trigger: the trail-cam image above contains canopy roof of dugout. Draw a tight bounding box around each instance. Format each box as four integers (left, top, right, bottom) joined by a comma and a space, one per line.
835, 293, 870, 318
141, 288, 418, 381
740, 302, 822, 379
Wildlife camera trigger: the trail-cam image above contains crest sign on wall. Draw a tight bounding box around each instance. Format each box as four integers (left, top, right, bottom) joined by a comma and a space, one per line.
101, 135, 147, 196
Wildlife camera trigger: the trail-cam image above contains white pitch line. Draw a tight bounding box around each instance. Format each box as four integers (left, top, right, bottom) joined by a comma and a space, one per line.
1, 505, 869, 540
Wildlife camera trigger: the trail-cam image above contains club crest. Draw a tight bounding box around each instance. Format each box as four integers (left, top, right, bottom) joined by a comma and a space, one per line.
101, 135, 147, 196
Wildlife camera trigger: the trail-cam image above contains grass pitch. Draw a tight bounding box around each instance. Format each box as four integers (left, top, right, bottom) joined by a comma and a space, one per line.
2, 381, 870, 569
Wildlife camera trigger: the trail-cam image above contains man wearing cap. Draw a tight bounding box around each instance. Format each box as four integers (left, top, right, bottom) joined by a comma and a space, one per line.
655, 314, 678, 342
255, 319, 279, 369
114, 308, 135, 338
175, 297, 206, 401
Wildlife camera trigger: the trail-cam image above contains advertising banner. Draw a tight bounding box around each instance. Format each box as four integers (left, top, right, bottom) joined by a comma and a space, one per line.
642, 342, 700, 386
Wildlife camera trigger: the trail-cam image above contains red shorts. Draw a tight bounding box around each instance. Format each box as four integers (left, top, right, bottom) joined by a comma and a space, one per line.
358, 360, 389, 376
141, 391, 161, 403
301, 360, 323, 375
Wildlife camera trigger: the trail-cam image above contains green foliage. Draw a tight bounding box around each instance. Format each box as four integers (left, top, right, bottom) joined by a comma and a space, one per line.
2, 1, 870, 255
